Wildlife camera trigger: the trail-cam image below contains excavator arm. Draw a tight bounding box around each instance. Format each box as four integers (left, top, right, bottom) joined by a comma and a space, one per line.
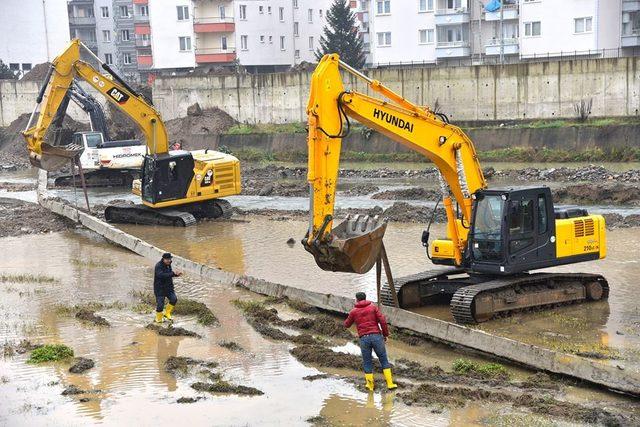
304, 54, 486, 272
22, 39, 168, 170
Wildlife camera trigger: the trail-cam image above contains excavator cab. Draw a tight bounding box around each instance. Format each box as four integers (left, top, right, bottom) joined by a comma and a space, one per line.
303, 215, 387, 274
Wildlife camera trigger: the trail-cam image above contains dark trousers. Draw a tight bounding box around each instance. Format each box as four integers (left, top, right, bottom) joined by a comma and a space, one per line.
359, 333, 391, 374
155, 290, 177, 312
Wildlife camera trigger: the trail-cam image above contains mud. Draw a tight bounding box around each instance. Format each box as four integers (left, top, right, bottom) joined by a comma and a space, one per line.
0, 198, 74, 238
303, 374, 332, 381
135, 291, 219, 326
552, 182, 640, 206
177, 397, 204, 404
2, 339, 42, 357
341, 183, 380, 196
520, 372, 561, 390
61, 385, 84, 396
165, 105, 237, 150
68, 357, 95, 374
218, 341, 244, 351
282, 315, 353, 340
75, 309, 110, 327
602, 213, 640, 228
191, 381, 264, 396
0, 182, 36, 192
372, 187, 440, 201
145, 323, 201, 338
290, 345, 368, 371
242, 180, 308, 197
164, 356, 213, 375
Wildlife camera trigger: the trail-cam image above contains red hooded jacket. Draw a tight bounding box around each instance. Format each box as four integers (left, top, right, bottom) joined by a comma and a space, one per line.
344, 300, 389, 337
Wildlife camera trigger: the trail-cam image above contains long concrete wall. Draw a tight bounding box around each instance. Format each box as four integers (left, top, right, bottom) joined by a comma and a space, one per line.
153, 58, 640, 123
36, 170, 640, 396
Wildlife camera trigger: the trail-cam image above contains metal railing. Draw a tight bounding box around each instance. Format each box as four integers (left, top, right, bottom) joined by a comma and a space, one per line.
68, 16, 96, 26
622, 29, 640, 36
134, 15, 149, 23
435, 7, 469, 15
135, 38, 152, 47
365, 47, 640, 69
436, 40, 470, 48
486, 37, 519, 46
194, 16, 235, 24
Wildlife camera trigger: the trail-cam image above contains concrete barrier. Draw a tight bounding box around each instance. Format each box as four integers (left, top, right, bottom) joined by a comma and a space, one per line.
36, 170, 640, 396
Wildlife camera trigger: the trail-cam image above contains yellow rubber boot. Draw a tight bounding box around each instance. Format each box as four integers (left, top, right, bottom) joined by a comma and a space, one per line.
164, 303, 175, 321
364, 373, 375, 392
154, 311, 164, 323
383, 368, 397, 390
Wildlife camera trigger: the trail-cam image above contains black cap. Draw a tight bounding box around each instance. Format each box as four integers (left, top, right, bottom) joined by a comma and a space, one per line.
162, 252, 172, 259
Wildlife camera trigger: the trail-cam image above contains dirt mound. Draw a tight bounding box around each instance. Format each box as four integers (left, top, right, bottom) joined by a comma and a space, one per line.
61, 385, 85, 395
282, 315, 352, 339
341, 184, 380, 196
75, 309, 110, 327
0, 198, 74, 238
177, 396, 204, 404
21, 63, 51, 82
553, 183, 640, 206
146, 323, 201, 338
165, 105, 237, 150
242, 180, 308, 197
69, 357, 95, 374
164, 356, 209, 375
381, 202, 447, 223
218, 341, 244, 351
372, 187, 440, 201
290, 345, 366, 371
191, 380, 263, 396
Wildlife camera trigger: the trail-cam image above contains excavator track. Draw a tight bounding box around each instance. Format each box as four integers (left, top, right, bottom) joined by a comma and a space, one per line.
104, 204, 196, 227
380, 271, 609, 324
53, 170, 137, 188
211, 199, 233, 219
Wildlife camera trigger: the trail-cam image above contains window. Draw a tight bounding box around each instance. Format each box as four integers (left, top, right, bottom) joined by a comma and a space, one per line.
179, 36, 191, 51
141, 33, 150, 44
9, 63, 19, 72
220, 5, 226, 18
293, 0, 298, 8
101, 6, 109, 18
376, 0, 391, 14
319, 9, 323, 17
121, 30, 131, 41
241, 35, 248, 50
104, 53, 113, 65
574, 17, 593, 34
508, 199, 535, 253
177, 5, 189, 20
295, 49, 300, 58
260, 35, 265, 43
279, 7, 284, 21
419, 29, 434, 44
139, 5, 148, 16
103, 30, 111, 42
538, 195, 548, 234
239, 5, 247, 20
524, 21, 541, 37
377, 31, 391, 46
308, 36, 314, 50
119, 5, 129, 18
22, 63, 31, 71
259, 5, 263, 14
123, 53, 132, 65
268, 35, 273, 44
221, 36, 228, 50
294, 22, 299, 36
268, 6, 271, 13
308, 8, 313, 22
622, 11, 640, 36
446, 0, 462, 8
280, 35, 286, 50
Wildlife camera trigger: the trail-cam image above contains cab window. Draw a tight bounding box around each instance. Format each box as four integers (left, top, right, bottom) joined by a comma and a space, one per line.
508, 198, 534, 253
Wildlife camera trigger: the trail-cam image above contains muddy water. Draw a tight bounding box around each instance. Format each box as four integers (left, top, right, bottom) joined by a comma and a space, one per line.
1, 230, 540, 426
119, 217, 640, 374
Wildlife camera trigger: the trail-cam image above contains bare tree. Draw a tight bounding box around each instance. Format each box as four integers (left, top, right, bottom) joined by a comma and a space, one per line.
574, 98, 593, 122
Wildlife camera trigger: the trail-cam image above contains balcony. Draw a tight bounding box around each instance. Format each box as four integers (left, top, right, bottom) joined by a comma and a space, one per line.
137, 54, 152, 68
485, 38, 519, 55
135, 38, 152, 48
69, 16, 96, 26
134, 14, 149, 23
623, 1, 640, 12
133, 0, 148, 4
484, 4, 518, 21
195, 48, 237, 64
435, 8, 470, 25
194, 17, 235, 33
622, 30, 640, 47
435, 41, 470, 58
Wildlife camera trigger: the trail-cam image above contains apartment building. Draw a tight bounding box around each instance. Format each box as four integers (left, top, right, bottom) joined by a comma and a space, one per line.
621, 0, 640, 51
0, 0, 70, 77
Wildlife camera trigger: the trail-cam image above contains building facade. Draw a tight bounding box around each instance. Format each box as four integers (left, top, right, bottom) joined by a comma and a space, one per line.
0, 0, 70, 77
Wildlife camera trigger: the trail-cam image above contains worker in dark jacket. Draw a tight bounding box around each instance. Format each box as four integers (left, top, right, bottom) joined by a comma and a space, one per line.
154, 253, 182, 323
344, 292, 397, 391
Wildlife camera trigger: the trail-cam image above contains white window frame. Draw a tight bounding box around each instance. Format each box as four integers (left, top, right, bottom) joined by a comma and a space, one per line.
178, 36, 192, 51
259, 5, 264, 14
239, 5, 247, 20
268, 6, 272, 14
100, 6, 109, 18
293, 0, 298, 8
139, 5, 148, 16
419, 0, 434, 12
104, 53, 113, 65
574, 17, 593, 34
308, 36, 314, 50
268, 35, 273, 44
241, 35, 248, 50
121, 30, 130, 42
102, 30, 111, 42
376, 0, 391, 15
308, 9, 313, 23
177, 5, 189, 21
524, 21, 541, 37
294, 22, 299, 37
123, 53, 132, 65
119, 5, 129, 18
419, 29, 434, 44
220, 5, 226, 18
280, 35, 286, 50
279, 7, 285, 21
377, 31, 391, 46
260, 35, 265, 43
221, 36, 228, 50
295, 49, 300, 58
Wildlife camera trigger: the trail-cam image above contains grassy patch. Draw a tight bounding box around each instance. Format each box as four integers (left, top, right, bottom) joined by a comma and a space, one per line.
0, 274, 57, 284
27, 344, 74, 364
226, 122, 307, 135
451, 358, 509, 379
478, 146, 640, 162
232, 299, 268, 316
55, 301, 126, 316
134, 291, 218, 326
70, 259, 116, 268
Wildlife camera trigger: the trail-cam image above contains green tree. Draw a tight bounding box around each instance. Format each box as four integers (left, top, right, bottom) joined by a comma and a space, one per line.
316, 0, 366, 69
0, 60, 17, 79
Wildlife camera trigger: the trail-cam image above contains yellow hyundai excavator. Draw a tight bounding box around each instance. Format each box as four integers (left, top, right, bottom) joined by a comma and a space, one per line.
303, 54, 608, 323
22, 39, 240, 226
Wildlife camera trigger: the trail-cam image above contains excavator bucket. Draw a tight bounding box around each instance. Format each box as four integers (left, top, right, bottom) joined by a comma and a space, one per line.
303, 215, 387, 274
29, 142, 84, 171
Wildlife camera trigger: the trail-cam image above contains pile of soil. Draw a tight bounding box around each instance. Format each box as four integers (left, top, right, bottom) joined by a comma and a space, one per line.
20, 63, 51, 82
496, 165, 640, 183
282, 315, 352, 340
165, 104, 237, 150
69, 357, 95, 374
0, 182, 36, 192
2, 339, 42, 357
552, 183, 640, 206
164, 356, 215, 375
242, 180, 308, 197
371, 187, 440, 201
75, 309, 110, 327
341, 184, 380, 196
191, 381, 263, 396
0, 198, 75, 238
146, 323, 201, 338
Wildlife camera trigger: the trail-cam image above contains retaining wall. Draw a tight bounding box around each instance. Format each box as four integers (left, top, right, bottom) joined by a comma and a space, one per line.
36, 170, 640, 396
153, 57, 640, 124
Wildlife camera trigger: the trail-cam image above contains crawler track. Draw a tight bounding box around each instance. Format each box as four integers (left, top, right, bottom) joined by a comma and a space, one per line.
104, 204, 197, 226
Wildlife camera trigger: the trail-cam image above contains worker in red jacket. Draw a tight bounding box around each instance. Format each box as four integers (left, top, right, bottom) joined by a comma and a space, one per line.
344, 292, 397, 391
